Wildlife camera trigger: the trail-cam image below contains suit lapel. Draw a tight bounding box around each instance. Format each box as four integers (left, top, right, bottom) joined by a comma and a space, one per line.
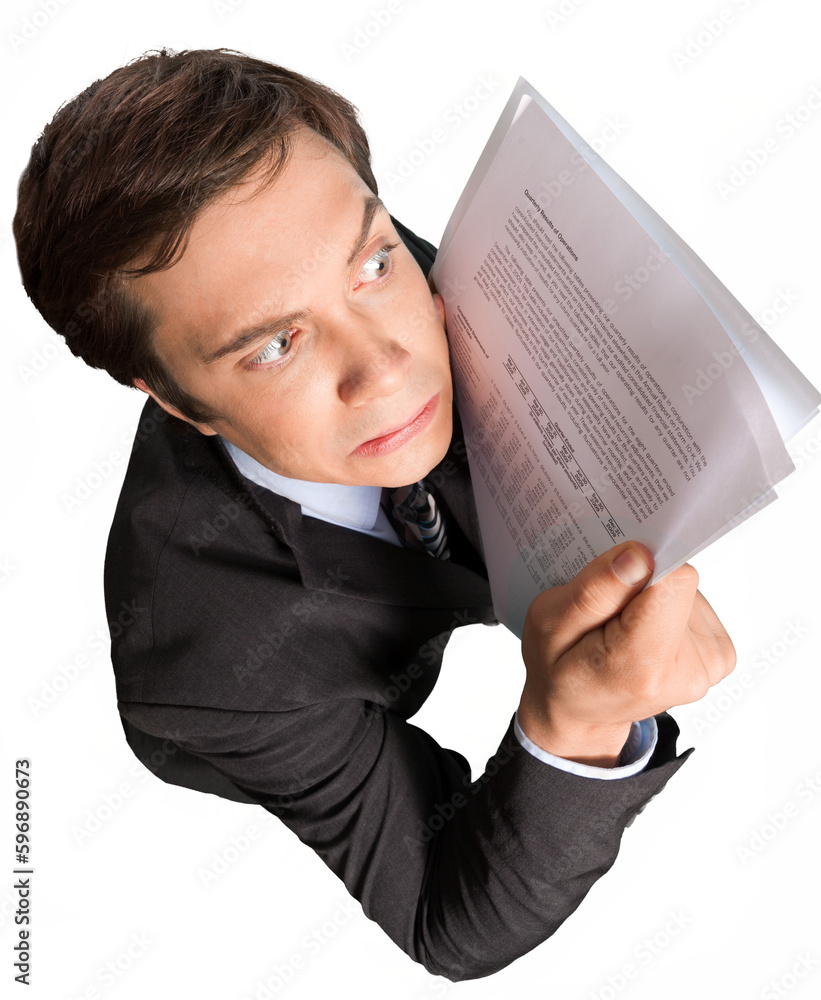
290, 514, 492, 609
187, 407, 492, 611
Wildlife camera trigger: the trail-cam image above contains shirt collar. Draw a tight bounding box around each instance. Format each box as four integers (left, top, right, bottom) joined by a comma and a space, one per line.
220, 437, 384, 531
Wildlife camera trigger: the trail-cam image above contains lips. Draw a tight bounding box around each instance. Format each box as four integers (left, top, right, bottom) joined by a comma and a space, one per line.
350, 393, 440, 458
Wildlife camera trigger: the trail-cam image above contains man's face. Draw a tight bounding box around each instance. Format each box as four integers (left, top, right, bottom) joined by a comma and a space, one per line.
132, 129, 453, 488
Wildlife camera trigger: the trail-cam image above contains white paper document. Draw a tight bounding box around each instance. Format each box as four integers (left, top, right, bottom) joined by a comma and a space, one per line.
432, 80, 821, 638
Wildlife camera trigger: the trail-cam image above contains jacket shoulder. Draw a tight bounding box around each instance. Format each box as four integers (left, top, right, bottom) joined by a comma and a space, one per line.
104, 399, 300, 703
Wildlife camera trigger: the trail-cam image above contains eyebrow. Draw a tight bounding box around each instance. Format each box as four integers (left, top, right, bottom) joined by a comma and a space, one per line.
199, 194, 385, 366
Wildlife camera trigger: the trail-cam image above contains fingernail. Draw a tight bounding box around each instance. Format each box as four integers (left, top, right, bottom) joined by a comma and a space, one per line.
613, 547, 651, 586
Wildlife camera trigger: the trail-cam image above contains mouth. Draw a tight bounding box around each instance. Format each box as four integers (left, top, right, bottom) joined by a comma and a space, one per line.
350, 393, 440, 458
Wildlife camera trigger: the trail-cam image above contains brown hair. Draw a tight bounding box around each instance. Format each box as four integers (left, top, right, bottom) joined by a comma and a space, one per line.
13, 48, 378, 423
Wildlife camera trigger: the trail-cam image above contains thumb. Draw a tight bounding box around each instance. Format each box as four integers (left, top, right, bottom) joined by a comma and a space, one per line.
525, 541, 654, 662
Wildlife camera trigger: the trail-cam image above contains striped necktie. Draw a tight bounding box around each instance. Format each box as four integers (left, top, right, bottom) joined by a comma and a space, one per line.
387, 481, 451, 560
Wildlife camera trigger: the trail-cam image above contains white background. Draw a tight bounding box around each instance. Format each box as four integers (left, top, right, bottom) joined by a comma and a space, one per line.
3, 1, 821, 998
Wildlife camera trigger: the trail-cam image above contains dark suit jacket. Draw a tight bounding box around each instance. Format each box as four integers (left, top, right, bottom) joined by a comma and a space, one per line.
105, 219, 693, 982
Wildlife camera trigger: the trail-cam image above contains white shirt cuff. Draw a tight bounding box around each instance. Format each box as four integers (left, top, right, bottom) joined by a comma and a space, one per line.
513, 712, 658, 780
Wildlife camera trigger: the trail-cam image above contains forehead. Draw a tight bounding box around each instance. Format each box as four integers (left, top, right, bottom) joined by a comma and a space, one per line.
132, 129, 374, 362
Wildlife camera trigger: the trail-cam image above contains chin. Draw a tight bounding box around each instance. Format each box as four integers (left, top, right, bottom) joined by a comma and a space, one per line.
379, 426, 453, 488
348, 388, 454, 487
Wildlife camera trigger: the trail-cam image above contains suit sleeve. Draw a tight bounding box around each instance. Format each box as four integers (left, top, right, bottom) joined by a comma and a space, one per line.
119, 698, 691, 981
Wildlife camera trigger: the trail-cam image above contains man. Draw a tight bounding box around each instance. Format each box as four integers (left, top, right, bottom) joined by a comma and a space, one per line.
13, 48, 734, 980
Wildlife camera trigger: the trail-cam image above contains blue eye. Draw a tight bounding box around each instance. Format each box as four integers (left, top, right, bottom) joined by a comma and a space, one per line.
249, 328, 292, 367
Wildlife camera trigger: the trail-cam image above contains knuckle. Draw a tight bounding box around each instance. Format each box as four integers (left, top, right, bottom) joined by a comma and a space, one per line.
632, 671, 663, 707
587, 643, 609, 673
671, 563, 699, 594
569, 581, 613, 621
717, 632, 737, 675
524, 590, 555, 637
703, 639, 735, 686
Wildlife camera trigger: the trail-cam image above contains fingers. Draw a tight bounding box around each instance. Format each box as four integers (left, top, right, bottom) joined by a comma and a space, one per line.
618, 562, 700, 652
523, 542, 739, 727
613, 573, 736, 707
524, 542, 654, 662
687, 590, 737, 686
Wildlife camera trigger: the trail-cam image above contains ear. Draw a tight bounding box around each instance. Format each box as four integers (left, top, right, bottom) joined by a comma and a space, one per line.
133, 378, 218, 437
432, 291, 446, 325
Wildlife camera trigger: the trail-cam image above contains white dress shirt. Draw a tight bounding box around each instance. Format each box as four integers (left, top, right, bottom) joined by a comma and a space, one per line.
222, 437, 657, 780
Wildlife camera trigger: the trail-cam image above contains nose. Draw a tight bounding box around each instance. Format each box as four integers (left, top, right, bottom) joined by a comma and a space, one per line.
335, 310, 412, 407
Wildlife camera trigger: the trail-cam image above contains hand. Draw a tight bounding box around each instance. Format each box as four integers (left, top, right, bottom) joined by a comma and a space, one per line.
518, 540, 736, 766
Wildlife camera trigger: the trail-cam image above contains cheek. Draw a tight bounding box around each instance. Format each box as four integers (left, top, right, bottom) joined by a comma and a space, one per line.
245, 382, 336, 457
410, 309, 450, 367
398, 272, 440, 330
427, 321, 452, 373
